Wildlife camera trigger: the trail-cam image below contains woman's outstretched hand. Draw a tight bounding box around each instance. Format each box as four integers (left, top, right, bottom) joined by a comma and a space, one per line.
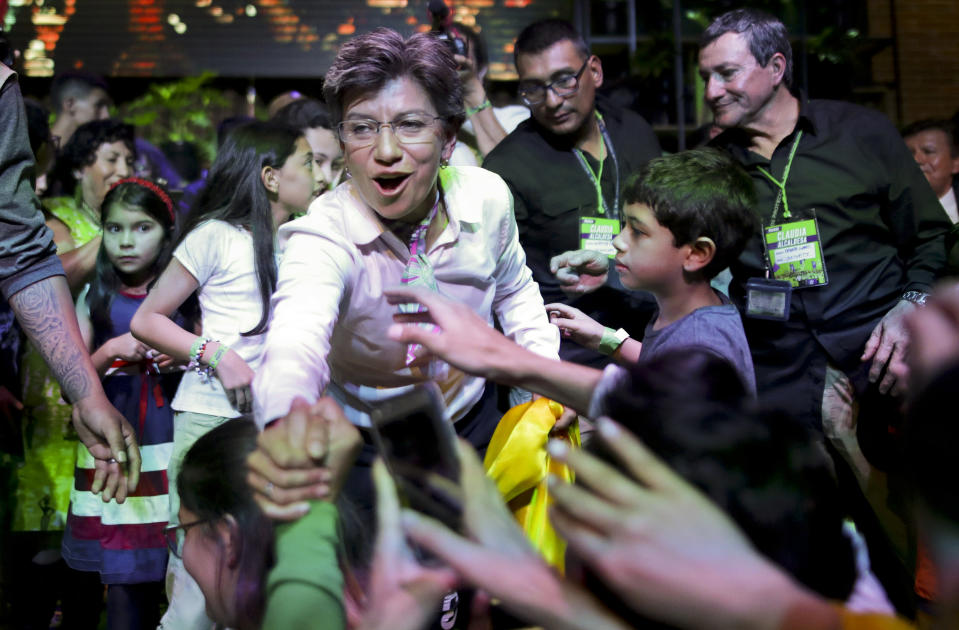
385, 286, 517, 380
247, 397, 361, 520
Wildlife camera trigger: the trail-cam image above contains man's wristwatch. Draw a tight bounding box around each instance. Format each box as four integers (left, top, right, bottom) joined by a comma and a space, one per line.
598, 327, 630, 356
901, 290, 930, 306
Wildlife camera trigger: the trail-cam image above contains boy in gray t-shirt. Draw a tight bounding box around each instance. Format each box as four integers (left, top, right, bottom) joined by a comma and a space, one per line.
639, 292, 755, 395
548, 148, 758, 397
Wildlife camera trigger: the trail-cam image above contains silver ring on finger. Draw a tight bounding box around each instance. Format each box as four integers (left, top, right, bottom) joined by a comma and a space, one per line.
265, 481, 275, 497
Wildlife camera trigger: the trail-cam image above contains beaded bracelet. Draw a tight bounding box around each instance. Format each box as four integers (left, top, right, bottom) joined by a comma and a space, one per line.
188, 337, 205, 364
188, 337, 211, 371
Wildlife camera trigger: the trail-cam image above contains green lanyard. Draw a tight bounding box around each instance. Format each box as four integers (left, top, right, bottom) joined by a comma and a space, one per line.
573, 111, 616, 216
756, 130, 803, 222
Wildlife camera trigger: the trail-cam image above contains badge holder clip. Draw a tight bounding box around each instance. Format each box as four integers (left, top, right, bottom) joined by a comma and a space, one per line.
745, 276, 792, 321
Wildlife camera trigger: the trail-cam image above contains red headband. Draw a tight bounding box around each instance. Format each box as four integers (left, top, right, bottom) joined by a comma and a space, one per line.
108, 177, 176, 223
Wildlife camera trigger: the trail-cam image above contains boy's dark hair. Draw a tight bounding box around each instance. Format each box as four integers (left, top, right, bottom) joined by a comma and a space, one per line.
624, 148, 758, 279
596, 350, 857, 603
49, 70, 110, 114
270, 98, 332, 132
901, 118, 958, 157
513, 18, 590, 67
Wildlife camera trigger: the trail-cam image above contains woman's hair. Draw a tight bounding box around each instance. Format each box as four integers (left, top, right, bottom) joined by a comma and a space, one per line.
175, 120, 301, 336
88, 178, 177, 334
323, 28, 465, 136
271, 97, 333, 132
178, 418, 274, 630
51, 119, 136, 197
597, 351, 857, 602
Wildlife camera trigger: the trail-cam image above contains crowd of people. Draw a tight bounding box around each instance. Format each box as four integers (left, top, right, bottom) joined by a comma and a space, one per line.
1, 6, 958, 630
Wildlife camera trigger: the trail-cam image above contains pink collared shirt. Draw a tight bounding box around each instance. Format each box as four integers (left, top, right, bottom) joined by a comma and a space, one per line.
254, 165, 560, 426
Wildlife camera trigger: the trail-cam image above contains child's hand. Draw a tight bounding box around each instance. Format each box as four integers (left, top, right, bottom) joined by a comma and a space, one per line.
109, 333, 149, 363
546, 303, 606, 351
213, 347, 255, 414
144, 349, 179, 370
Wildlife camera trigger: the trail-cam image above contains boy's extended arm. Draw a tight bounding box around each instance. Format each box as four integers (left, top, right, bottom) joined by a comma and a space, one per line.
385, 286, 602, 413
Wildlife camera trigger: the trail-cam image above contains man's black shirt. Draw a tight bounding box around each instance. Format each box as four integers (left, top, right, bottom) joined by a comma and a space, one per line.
483, 97, 661, 366
713, 98, 950, 425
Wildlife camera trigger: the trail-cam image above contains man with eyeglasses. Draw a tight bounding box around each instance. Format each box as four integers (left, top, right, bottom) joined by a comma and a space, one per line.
484, 19, 661, 372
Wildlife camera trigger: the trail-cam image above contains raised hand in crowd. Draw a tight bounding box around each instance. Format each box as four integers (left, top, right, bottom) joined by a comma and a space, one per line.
548, 417, 839, 630
401, 440, 631, 630
549, 249, 609, 297
386, 286, 600, 416
357, 460, 459, 630
247, 396, 361, 520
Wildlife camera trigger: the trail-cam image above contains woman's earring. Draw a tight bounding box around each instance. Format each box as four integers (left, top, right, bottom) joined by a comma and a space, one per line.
440, 158, 449, 169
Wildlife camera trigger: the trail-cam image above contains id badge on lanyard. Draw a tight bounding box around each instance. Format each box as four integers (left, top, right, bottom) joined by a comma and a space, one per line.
574, 111, 621, 258
744, 130, 828, 321
764, 216, 828, 288
579, 216, 619, 258
746, 215, 828, 321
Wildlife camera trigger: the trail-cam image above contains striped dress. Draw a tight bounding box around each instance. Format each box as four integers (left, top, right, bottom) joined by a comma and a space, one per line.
61, 292, 181, 584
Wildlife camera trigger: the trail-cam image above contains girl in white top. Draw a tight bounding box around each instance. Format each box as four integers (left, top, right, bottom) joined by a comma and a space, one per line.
130, 121, 321, 630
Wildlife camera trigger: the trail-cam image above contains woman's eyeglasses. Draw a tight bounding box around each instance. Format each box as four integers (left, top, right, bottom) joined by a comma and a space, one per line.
336, 115, 444, 148
518, 58, 590, 106
164, 519, 210, 558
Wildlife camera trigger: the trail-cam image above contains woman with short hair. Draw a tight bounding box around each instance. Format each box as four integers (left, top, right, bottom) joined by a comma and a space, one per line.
254, 28, 558, 511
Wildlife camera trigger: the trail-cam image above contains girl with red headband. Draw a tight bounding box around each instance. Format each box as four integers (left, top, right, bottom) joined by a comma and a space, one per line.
62, 177, 186, 628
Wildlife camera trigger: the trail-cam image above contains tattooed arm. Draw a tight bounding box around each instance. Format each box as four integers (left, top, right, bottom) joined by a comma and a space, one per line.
9, 276, 141, 501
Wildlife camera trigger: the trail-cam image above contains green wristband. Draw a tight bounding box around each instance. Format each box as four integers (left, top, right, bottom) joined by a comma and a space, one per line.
465, 98, 491, 118
598, 327, 629, 356
208, 344, 229, 372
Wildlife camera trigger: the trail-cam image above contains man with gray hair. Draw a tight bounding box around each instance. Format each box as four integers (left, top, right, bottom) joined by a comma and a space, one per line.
699, 8, 949, 601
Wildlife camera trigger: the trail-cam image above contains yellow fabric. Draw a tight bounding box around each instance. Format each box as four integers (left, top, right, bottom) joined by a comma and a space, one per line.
834, 604, 915, 630
484, 398, 580, 572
